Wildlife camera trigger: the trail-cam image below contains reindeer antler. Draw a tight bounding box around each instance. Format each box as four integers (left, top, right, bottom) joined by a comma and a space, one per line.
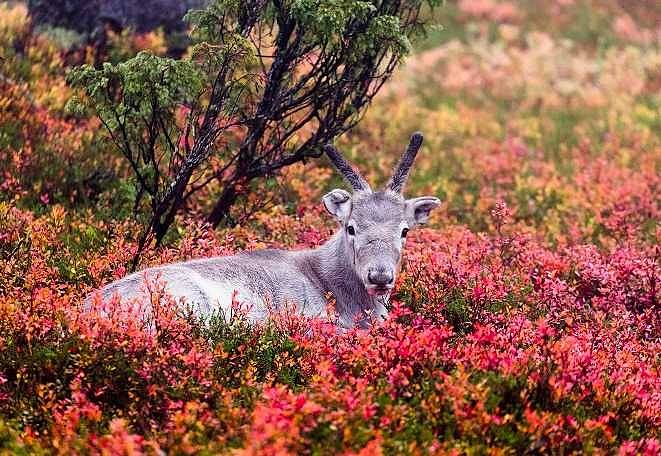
386, 132, 424, 193
324, 144, 371, 192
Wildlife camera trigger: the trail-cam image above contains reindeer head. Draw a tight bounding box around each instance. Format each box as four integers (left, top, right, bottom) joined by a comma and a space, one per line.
323, 132, 440, 297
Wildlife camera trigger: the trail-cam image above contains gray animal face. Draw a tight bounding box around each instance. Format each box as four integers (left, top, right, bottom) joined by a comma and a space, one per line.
322, 133, 441, 297
324, 189, 440, 295
344, 191, 407, 296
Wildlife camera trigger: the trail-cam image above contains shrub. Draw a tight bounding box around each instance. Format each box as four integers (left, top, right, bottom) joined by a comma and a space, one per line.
1, 0, 659, 453
68, 0, 442, 265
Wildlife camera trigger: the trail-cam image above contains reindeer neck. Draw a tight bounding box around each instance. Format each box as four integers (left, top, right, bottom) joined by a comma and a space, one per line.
305, 231, 382, 324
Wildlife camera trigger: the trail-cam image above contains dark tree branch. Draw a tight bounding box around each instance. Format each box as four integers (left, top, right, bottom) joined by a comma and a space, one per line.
73, 0, 436, 262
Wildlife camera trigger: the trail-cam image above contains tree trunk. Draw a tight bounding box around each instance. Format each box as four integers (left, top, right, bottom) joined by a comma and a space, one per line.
207, 183, 239, 227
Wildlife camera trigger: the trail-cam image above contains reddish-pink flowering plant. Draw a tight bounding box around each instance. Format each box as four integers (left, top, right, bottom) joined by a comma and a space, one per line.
1, 1, 660, 453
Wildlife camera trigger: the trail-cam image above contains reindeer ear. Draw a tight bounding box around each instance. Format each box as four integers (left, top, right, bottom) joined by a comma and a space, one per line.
323, 189, 352, 221
406, 196, 440, 225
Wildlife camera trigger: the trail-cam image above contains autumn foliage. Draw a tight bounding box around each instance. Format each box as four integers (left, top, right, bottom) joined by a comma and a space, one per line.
1, 1, 659, 454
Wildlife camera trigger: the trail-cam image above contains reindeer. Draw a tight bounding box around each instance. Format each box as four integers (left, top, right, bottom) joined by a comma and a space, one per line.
89, 133, 440, 328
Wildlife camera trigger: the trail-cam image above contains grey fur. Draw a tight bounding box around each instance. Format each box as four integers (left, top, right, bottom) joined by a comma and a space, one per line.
88, 135, 440, 329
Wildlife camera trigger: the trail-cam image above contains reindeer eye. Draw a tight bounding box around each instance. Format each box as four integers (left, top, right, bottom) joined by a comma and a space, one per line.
401, 228, 409, 238
347, 225, 356, 236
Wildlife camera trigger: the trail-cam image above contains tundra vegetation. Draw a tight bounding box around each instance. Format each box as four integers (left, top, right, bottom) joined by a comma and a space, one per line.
0, 0, 660, 454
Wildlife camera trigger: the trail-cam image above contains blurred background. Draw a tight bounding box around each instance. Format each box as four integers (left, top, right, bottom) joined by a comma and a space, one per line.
0, 3, 659, 452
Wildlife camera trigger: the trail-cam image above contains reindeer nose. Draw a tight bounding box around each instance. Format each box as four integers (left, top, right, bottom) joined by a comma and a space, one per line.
368, 268, 393, 286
